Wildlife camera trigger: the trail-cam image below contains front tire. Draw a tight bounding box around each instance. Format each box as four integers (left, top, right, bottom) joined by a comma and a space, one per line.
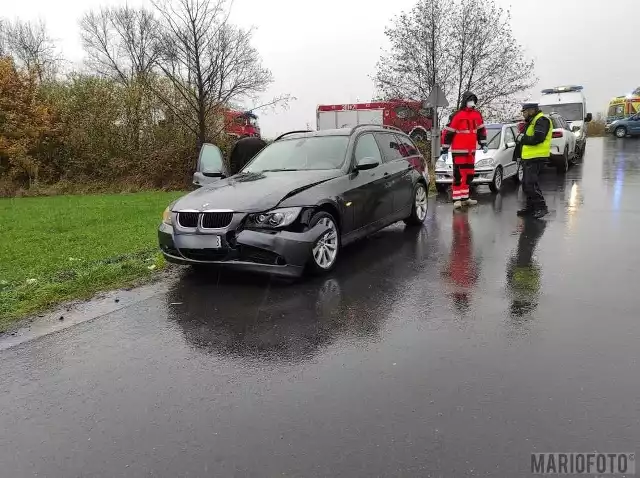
615, 126, 627, 138
489, 166, 503, 193
307, 211, 340, 275
404, 182, 428, 226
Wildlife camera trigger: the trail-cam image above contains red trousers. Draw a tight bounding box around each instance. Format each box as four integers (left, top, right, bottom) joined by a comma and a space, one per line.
452, 153, 475, 201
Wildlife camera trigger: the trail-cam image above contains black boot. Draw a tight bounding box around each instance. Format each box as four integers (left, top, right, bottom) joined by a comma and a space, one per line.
517, 207, 534, 217
532, 207, 549, 219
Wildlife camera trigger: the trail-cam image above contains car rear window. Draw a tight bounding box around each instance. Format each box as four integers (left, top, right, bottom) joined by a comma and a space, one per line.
242, 136, 349, 173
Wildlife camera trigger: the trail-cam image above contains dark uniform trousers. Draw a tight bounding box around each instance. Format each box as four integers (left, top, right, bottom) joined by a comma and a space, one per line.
522, 159, 546, 209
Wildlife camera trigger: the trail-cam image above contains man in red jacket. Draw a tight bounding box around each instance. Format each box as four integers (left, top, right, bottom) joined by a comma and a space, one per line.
441, 92, 488, 209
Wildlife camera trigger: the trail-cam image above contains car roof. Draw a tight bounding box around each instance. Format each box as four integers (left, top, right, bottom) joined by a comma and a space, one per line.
275, 125, 409, 141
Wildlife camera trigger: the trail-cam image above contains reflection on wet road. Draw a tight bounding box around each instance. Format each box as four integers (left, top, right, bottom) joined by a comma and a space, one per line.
1, 137, 640, 477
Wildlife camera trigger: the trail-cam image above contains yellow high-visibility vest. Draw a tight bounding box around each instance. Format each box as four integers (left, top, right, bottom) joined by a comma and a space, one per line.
521, 112, 552, 160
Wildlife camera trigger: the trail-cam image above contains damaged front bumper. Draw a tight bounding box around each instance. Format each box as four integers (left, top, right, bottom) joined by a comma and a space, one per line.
158, 222, 330, 278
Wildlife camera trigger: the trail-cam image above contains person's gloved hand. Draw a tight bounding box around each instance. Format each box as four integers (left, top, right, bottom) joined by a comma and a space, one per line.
482, 145, 489, 154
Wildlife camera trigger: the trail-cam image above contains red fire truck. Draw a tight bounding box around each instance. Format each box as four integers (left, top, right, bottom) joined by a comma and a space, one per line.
224, 110, 261, 138
316, 99, 434, 141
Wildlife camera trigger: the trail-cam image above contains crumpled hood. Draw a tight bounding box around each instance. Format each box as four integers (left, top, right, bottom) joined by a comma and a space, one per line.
172, 170, 343, 213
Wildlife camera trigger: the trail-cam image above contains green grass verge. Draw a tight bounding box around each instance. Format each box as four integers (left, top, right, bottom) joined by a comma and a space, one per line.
0, 191, 185, 330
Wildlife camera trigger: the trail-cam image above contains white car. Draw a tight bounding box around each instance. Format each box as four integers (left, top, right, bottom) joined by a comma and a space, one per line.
547, 112, 577, 174
435, 123, 521, 194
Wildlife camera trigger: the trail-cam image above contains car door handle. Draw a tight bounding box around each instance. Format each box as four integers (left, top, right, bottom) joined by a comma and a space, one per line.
384, 172, 389, 176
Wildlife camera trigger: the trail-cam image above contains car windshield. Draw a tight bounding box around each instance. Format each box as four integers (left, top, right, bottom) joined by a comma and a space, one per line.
540, 103, 583, 122
481, 128, 502, 150
242, 136, 349, 173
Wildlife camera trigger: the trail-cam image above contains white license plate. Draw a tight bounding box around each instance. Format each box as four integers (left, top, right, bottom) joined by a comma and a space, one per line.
211, 236, 222, 249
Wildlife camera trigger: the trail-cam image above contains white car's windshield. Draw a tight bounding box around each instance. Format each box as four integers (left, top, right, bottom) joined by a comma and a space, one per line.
242, 136, 349, 173
480, 128, 502, 150
540, 103, 583, 122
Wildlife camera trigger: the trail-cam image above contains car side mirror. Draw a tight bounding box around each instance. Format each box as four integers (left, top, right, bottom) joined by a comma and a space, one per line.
505, 141, 516, 149
197, 143, 228, 177
584, 113, 592, 123
571, 125, 581, 132
356, 156, 380, 171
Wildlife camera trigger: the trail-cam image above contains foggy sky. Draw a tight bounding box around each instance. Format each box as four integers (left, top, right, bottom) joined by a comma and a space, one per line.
4, 0, 638, 138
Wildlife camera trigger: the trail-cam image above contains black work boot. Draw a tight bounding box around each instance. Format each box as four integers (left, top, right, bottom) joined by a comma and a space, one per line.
517, 207, 534, 217
532, 207, 549, 219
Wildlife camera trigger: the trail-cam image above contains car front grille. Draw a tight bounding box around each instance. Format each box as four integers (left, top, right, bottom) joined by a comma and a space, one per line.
178, 212, 199, 228
176, 211, 234, 229
202, 212, 233, 229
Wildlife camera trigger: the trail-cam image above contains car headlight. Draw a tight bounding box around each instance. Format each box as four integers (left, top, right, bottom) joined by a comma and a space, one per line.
475, 158, 494, 168
248, 207, 302, 228
436, 160, 446, 169
162, 206, 172, 225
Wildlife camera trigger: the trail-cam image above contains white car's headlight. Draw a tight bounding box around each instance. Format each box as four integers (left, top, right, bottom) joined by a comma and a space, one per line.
475, 158, 494, 168
248, 207, 302, 228
436, 160, 446, 169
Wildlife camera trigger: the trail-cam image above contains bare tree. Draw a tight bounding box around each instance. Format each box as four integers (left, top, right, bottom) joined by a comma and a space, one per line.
80, 7, 161, 149
3, 18, 59, 81
374, 0, 454, 103
375, 0, 536, 121
449, 0, 536, 117
80, 7, 159, 86
151, 0, 273, 147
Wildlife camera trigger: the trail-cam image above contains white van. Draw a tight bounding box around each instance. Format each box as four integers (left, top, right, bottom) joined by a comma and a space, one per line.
538, 86, 592, 159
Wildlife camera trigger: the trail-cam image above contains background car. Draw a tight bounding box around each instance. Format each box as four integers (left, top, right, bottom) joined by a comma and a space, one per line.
434, 123, 521, 194
548, 112, 577, 174
606, 113, 640, 138
159, 125, 429, 278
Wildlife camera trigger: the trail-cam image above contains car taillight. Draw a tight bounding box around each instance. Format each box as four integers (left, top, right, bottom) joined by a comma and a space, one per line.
552, 131, 563, 138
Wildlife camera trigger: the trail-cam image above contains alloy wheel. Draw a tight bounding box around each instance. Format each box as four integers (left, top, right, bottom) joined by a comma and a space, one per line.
415, 185, 428, 220
494, 169, 503, 189
312, 218, 338, 269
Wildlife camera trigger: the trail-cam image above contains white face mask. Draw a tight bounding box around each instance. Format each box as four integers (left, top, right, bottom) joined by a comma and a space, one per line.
466, 101, 476, 108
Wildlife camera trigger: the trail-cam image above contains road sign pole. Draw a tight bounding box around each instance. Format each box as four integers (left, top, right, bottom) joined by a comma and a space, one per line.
431, 107, 439, 168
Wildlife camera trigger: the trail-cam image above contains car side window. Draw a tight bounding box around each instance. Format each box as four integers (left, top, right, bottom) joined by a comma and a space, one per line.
395, 134, 420, 157
374, 133, 404, 162
354, 134, 383, 165
504, 127, 515, 145
551, 116, 559, 129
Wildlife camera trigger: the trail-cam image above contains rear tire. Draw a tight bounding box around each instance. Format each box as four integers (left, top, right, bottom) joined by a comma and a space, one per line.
306, 211, 340, 275
556, 148, 569, 175
404, 182, 428, 226
489, 166, 503, 193
615, 126, 627, 138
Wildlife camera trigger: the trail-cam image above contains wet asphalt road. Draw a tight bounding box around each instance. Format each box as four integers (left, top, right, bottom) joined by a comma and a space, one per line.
2, 137, 640, 477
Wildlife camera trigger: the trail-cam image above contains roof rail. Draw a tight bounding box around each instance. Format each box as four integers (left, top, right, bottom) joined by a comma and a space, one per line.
350, 124, 403, 134
274, 130, 313, 141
